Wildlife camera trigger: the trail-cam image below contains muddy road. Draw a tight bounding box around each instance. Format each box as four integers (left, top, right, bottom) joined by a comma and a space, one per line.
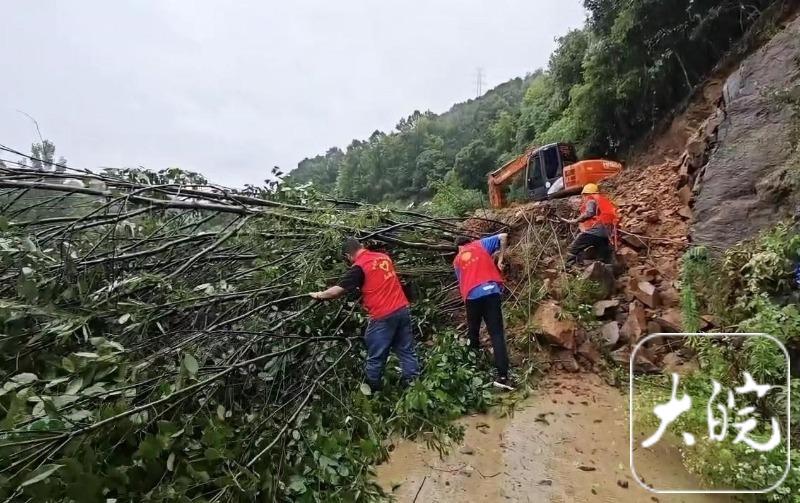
375, 373, 729, 503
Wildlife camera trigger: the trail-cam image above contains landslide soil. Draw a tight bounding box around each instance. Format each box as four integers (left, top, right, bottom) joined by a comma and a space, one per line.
375, 374, 730, 503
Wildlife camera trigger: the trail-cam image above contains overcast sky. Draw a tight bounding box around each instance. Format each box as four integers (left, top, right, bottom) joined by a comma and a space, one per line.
1, 0, 586, 187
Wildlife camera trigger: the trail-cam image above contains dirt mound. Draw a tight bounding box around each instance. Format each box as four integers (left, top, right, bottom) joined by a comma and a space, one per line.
460, 53, 730, 374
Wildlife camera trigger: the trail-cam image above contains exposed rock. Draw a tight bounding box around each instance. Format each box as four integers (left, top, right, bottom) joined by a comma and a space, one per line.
659, 285, 681, 308
677, 185, 693, 206
577, 341, 603, 365
701, 314, 720, 328
656, 308, 683, 332
692, 15, 800, 249
620, 301, 647, 342
629, 266, 657, 283
616, 246, 639, 267
612, 347, 659, 373
600, 322, 621, 347
554, 349, 580, 372
458, 445, 475, 455
630, 280, 661, 308
678, 206, 693, 219
678, 161, 691, 185
643, 211, 660, 224
620, 233, 647, 250
583, 261, 615, 298
661, 352, 700, 376
533, 301, 576, 350
685, 138, 707, 170
593, 299, 620, 318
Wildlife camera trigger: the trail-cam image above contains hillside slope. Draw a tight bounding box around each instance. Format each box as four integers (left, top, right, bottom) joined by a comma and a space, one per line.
692, 13, 800, 249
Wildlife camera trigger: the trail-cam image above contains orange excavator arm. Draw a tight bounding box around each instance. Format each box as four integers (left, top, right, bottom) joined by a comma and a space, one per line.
488, 148, 534, 208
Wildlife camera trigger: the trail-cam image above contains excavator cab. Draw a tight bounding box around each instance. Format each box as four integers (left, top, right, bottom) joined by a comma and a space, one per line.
487, 142, 621, 208
526, 143, 578, 200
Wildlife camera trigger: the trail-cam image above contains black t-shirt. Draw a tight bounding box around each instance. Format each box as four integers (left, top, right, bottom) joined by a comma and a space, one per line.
338, 265, 365, 293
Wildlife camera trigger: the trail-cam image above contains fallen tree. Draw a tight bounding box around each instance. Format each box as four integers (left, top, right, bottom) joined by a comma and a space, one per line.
0, 159, 494, 502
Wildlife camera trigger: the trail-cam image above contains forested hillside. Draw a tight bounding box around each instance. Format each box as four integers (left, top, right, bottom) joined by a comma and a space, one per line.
284, 0, 779, 205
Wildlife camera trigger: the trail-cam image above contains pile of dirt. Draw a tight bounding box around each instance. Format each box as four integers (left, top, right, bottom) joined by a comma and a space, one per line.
459, 8, 800, 375
461, 61, 729, 374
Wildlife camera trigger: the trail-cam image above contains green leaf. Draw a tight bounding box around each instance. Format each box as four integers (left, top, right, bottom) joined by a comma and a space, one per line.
287, 475, 307, 494
183, 353, 199, 376
61, 357, 75, 373
216, 405, 225, 421
359, 383, 372, 396
11, 373, 38, 384
73, 352, 99, 359
166, 452, 176, 472
0, 215, 8, 231
65, 409, 92, 422
20, 464, 63, 487
318, 454, 338, 468
204, 447, 222, 460
65, 378, 83, 395
21, 237, 37, 252
81, 383, 107, 396
117, 313, 131, 325
137, 435, 164, 460
44, 376, 70, 389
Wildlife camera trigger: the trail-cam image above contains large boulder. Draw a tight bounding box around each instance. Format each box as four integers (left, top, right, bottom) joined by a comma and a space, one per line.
629, 280, 661, 308
620, 301, 647, 342
656, 308, 684, 332
692, 16, 800, 249
533, 301, 577, 350
600, 321, 621, 347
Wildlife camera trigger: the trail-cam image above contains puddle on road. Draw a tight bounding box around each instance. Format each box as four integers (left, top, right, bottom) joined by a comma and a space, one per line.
375, 373, 730, 502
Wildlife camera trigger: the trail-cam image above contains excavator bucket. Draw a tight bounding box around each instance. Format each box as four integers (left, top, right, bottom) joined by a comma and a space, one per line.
562, 160, 623, 193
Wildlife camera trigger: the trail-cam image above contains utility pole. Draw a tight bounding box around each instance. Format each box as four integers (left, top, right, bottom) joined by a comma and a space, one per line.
476, 67, 485, 97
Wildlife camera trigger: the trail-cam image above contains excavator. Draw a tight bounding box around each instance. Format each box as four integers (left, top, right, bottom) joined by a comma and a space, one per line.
487, 142, 623, 208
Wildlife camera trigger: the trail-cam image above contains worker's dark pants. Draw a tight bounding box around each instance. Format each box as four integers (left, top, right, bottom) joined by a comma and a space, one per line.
465, 293, 509, 378
364, 307, 419, 391
566, 232, 612, 265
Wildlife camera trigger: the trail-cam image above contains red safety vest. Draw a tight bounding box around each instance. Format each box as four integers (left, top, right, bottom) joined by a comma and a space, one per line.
352, 249, 409, 320
453, 240, 504, 301
579, 194, 618, 233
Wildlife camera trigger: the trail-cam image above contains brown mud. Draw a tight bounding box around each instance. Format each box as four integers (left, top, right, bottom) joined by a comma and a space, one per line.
375, 374, 730, 503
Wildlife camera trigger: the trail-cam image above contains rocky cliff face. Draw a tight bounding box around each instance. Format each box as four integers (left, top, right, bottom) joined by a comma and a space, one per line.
691, 15, 800, 250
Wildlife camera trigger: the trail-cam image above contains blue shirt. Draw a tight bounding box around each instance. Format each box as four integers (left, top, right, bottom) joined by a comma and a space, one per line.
455, 235, 503, 300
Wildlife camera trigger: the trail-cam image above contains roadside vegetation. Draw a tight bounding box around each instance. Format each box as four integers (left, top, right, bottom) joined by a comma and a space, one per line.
0, 154, 508, 502
634, 222, 800, 500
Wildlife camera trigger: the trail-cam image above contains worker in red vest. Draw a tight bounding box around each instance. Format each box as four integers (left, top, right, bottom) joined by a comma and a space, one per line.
563, 183, 618, 266
453, 233, 513, 390
310, 238, 419, 392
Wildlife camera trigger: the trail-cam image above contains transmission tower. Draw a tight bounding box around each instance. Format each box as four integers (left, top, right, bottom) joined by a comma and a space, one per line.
476, 67, 485, 97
